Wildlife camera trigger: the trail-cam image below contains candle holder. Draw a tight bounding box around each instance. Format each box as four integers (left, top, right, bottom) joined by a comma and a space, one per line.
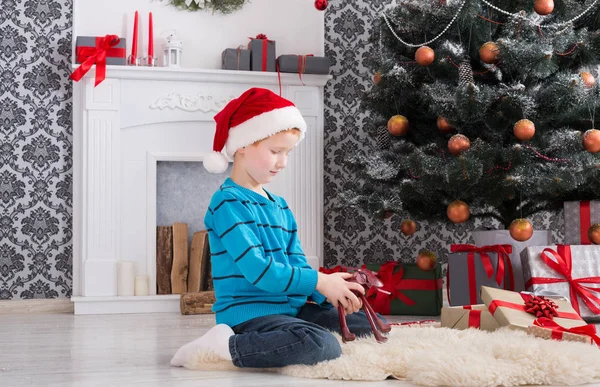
127, 55, 141, 66
143, 55, 157, 67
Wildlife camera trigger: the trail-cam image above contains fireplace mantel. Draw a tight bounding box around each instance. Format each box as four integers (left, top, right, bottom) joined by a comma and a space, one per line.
71, 66, 331, 314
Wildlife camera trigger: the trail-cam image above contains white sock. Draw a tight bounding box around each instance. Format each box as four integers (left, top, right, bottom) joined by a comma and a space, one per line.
171, 324, 234, 367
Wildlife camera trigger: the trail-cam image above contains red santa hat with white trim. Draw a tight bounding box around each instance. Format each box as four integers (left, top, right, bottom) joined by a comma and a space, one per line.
203, 87, 307, 173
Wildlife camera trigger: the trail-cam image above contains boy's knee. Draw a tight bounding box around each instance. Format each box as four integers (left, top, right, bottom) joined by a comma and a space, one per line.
311, 331, 342, 362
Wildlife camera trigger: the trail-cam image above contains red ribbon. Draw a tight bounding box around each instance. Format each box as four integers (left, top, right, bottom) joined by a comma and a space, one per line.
367, 262, 442, 315
461, 306, 482, 328
71, 35, 124, 87
449, 244, 514, 304
318, 265, 347, 274
524, 245, 600, 315
533, 317, 600, 345
488, 292, 583, 321
580, 201, 591, 244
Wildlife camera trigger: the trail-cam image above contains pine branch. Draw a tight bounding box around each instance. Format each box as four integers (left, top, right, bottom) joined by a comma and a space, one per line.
471, 211, 505, 225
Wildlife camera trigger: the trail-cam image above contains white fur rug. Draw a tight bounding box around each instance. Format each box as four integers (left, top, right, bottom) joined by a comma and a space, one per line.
185, 326, 600, 386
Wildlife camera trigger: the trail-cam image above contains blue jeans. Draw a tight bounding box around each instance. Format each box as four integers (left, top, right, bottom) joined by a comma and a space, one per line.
228, 303, 386, 368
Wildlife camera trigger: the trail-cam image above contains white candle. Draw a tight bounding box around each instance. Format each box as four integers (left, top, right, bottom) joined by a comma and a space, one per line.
135, 275, 149, 296
117, 261, 135, 296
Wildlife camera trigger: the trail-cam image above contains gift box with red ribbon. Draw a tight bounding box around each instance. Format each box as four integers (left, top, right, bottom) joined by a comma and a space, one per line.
70, 35, 126, 87
221, 47, 251, 71
364, 262, 443, 316
480, 286, 600, 345
248, 34, 276, 72
564, 201, 600, 245
447, 244, 515, 306
276, 54, 330, 75
441, 304, 500, 332
521, 244, 600, 321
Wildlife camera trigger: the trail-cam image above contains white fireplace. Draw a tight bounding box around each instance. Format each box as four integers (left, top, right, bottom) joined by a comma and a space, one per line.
71, 65, 330, 314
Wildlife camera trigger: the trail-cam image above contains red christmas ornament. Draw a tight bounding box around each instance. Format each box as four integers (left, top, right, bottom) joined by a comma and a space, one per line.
314, 0, 328, 11
525, 296, 559, 319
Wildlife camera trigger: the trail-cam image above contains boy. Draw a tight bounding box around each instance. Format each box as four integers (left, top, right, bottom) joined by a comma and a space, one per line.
171, 88, 381, 369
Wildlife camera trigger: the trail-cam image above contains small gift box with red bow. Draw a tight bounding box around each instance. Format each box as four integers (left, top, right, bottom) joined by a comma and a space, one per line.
447, 244, 515, 306
564, 201, 600, 245
248, 34, 276, 72
363, 262, 443, 316
441, 304, 500, 332
71, 35, 126, 87
480, 286, 600, 345
276, 54, 330, 75
75, 36, 126, 65
521, 245, 600, 321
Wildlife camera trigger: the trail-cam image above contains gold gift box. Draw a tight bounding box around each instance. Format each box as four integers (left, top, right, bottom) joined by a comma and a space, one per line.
441, 304, 499, 331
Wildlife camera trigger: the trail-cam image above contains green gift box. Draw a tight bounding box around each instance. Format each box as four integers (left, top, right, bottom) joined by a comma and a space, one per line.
365, 262, 443, 316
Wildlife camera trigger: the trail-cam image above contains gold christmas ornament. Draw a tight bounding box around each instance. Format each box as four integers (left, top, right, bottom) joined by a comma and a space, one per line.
387, 115, 409, 136
415, 46, 435, 66
479, 42, 499, 64
583, 129, 600, 153
534, 0, 554, 15
588, 223, 600, 245
448, 134, 471, 156
581, 71, 596, 88
437, 116, 453, 134
400, 220, 417, 236
447, 200, 470, 223
509, 218, 534, 242
513, 119, 536, 141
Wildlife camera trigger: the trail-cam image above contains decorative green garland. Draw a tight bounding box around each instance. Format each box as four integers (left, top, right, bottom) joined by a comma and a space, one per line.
168, 0, 249, 15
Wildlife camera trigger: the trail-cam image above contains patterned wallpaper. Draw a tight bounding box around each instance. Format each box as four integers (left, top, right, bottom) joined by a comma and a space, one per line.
0, 0, 73, 299
322, 0, 563, 268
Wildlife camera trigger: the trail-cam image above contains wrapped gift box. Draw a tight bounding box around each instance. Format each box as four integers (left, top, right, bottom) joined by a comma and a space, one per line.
480, 286, 599, 345
248, 35, 276, 72
221, 48, 251, 71
564, 201, 600, 245
521, 244, 600, 321
441, 304, 499, 331
276, 55, 330, 75
364, 261, 443, 316
75, 36, 126, 65
527, 323, 595, 345
447, 244, 514, 306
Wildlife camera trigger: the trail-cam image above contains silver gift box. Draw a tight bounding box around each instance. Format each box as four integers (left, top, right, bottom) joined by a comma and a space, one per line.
521, 244, 600, 321
564, 201, 600, 245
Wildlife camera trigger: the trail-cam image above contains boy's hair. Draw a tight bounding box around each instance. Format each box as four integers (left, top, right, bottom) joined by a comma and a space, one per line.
251, 128, 302, 147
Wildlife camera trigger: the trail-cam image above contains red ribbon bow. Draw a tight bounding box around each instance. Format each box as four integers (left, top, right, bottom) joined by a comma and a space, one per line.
525, 245, 600, 315
524, 295, 559, 319
449, 244, 514, 304
488, 292, 583, 321
533, 317, 600, 346
367, 262, 442, 315
70, 35, 124, 87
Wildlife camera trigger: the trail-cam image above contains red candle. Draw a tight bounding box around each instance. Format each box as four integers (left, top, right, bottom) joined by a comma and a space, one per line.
132, 11, 138, 58
148, 12, 154, 58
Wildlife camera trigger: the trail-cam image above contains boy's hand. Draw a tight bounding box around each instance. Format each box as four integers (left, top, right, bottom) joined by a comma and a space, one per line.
316, 272, 364, 314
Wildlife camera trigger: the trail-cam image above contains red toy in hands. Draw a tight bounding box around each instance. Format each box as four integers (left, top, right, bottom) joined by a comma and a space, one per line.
337, 267, 392, 343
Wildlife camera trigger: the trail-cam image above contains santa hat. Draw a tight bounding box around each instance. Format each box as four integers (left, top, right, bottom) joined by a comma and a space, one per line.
203, 88, 307, 173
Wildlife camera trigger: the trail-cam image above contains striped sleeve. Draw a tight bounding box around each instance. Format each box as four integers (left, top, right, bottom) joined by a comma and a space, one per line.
210, 193, 317, 295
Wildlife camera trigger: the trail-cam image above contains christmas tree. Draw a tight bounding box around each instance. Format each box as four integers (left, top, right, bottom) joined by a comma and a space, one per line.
343, 0, 600, 229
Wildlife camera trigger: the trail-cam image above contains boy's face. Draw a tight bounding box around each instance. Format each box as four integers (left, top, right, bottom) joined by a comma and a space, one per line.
236, 129, 300, 185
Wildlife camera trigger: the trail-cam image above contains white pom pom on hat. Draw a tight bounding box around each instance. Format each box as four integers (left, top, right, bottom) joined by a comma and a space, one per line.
203, 88, 307, 173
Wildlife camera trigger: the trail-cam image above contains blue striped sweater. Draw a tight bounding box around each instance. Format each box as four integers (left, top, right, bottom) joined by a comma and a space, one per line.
204, 178, 328, 327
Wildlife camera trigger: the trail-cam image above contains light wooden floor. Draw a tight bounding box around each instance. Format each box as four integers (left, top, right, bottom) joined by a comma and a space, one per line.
0, 312, 593, 387
0, 312, 433, 387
